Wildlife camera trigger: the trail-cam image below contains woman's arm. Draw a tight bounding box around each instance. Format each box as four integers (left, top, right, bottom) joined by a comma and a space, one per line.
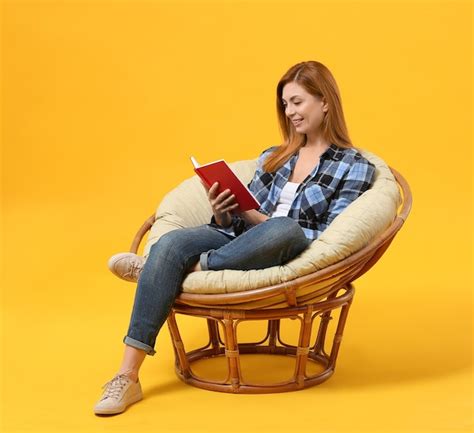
239, 209, 270, 225
316, 158, 376, 234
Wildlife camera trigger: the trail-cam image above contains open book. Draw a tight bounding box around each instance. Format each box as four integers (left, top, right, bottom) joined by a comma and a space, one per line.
191, 156, 260, 212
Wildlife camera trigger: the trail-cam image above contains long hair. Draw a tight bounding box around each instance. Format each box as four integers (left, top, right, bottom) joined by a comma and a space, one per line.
263, 61, 354, 173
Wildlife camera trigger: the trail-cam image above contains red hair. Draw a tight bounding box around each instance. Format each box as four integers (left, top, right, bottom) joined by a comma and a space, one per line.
264, 61, 355, 173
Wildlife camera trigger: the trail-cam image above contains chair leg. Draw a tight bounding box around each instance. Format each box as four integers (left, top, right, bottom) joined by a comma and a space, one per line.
294, 306, 314, 387
310, 284, 355, 370
268, 319, 280, 352
328, 297, 353, 369
313, 290, 339, 355
207, 318, 221, 354
166, 310, 191, 379
222, 314, 242, 392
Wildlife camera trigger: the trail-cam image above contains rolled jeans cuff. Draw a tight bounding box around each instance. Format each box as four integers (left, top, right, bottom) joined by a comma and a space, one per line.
199, 250, 213, 271
123, 335, 156, 356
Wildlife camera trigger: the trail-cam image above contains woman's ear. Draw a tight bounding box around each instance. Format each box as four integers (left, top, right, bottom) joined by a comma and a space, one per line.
321, 97, 329, 113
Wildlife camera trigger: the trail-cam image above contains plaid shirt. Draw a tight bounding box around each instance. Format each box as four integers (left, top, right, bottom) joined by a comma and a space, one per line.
209, 143, 376, 242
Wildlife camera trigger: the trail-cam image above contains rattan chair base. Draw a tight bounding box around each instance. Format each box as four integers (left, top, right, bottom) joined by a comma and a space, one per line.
166, 283, 354, 393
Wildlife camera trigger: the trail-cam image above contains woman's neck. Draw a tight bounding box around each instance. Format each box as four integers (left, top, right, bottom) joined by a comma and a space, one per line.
302, 141, 330, 155
303, 134, 330, 151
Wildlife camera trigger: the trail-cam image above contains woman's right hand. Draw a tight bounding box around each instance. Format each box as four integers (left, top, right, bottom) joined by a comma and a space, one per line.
201, 181, 239, 227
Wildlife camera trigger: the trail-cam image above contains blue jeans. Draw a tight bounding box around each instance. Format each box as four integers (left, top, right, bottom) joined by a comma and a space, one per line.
123, 216, 311, 356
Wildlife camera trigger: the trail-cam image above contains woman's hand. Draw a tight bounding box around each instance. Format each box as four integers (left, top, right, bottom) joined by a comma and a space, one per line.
201, 180, 240, 227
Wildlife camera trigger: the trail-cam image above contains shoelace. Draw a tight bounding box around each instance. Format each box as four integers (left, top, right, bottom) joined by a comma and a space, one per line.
124, 258, 144, 280
101, 373, 131, 400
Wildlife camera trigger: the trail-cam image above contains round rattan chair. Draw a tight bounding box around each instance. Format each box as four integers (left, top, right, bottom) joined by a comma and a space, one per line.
123, 160, 411, 394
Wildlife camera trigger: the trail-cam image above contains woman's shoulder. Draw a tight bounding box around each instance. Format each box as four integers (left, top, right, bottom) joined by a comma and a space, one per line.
336, 145, 375, 169
254, 145, 280, 165
259, 144, 280, 157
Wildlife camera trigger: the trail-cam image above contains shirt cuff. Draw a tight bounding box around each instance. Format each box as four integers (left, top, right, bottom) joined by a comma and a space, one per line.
219, 224, 236, 236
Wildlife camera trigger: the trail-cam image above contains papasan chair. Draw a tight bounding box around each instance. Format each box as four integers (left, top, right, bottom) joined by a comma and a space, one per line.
117, 147, 412, 393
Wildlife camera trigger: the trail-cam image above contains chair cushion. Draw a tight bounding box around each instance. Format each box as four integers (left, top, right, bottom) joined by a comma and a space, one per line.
142, 148, 401, 294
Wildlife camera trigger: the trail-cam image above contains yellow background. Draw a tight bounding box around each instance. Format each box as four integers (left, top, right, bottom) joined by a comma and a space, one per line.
1, 0, 472, 432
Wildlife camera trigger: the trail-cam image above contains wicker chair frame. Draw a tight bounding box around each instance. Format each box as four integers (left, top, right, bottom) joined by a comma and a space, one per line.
127, 167, 411, 393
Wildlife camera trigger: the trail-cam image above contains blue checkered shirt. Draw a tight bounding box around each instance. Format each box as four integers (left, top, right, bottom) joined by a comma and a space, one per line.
209, 143, 376, 242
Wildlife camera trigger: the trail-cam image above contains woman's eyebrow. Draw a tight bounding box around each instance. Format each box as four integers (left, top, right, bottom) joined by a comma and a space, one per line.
282, 95, 301, 102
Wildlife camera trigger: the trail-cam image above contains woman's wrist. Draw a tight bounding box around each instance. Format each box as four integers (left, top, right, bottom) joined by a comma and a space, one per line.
241, 209, 269, 225
215, 214, 233, 228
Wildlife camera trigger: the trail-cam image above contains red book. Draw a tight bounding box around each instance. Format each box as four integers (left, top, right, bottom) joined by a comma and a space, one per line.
190, 156, 261, 212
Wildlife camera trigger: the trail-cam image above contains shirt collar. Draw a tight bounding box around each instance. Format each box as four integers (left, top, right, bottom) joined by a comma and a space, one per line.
283, 143, 345, 175
321, 143, 345, 161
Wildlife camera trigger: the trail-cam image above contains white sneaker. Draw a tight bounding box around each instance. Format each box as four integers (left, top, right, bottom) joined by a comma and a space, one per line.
107, 252, 145, 282
94, 373, 143, 415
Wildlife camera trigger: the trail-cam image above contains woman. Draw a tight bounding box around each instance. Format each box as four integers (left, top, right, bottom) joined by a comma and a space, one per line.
94, 60, 376, 415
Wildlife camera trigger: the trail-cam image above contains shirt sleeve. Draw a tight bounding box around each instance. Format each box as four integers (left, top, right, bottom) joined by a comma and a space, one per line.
317, 158, 376, 235
245, 145, 278, 196
219, 224, 237, 236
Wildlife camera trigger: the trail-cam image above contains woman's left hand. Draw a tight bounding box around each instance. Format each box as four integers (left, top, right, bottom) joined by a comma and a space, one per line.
200, 180, 240, 227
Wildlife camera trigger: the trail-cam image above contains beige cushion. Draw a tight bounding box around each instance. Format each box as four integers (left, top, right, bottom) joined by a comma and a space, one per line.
142, 149, 401, 294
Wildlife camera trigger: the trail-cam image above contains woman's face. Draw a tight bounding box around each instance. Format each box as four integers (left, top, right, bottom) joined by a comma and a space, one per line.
281, 81, 328, 135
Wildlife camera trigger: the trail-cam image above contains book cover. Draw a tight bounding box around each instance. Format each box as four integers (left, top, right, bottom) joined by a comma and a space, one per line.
191, 156, 260, 212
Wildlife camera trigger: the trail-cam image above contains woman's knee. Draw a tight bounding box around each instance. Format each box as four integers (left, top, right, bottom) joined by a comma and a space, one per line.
149, 225, 214, 258
150, 229, 188, 255
266, 216, 304, 237
270, 217, 310, 250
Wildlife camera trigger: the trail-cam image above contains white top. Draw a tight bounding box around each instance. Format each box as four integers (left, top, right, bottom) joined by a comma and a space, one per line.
269, 181, 300, 217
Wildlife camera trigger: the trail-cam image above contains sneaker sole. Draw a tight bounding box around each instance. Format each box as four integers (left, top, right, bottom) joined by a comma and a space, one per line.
94, 392, 143, 415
